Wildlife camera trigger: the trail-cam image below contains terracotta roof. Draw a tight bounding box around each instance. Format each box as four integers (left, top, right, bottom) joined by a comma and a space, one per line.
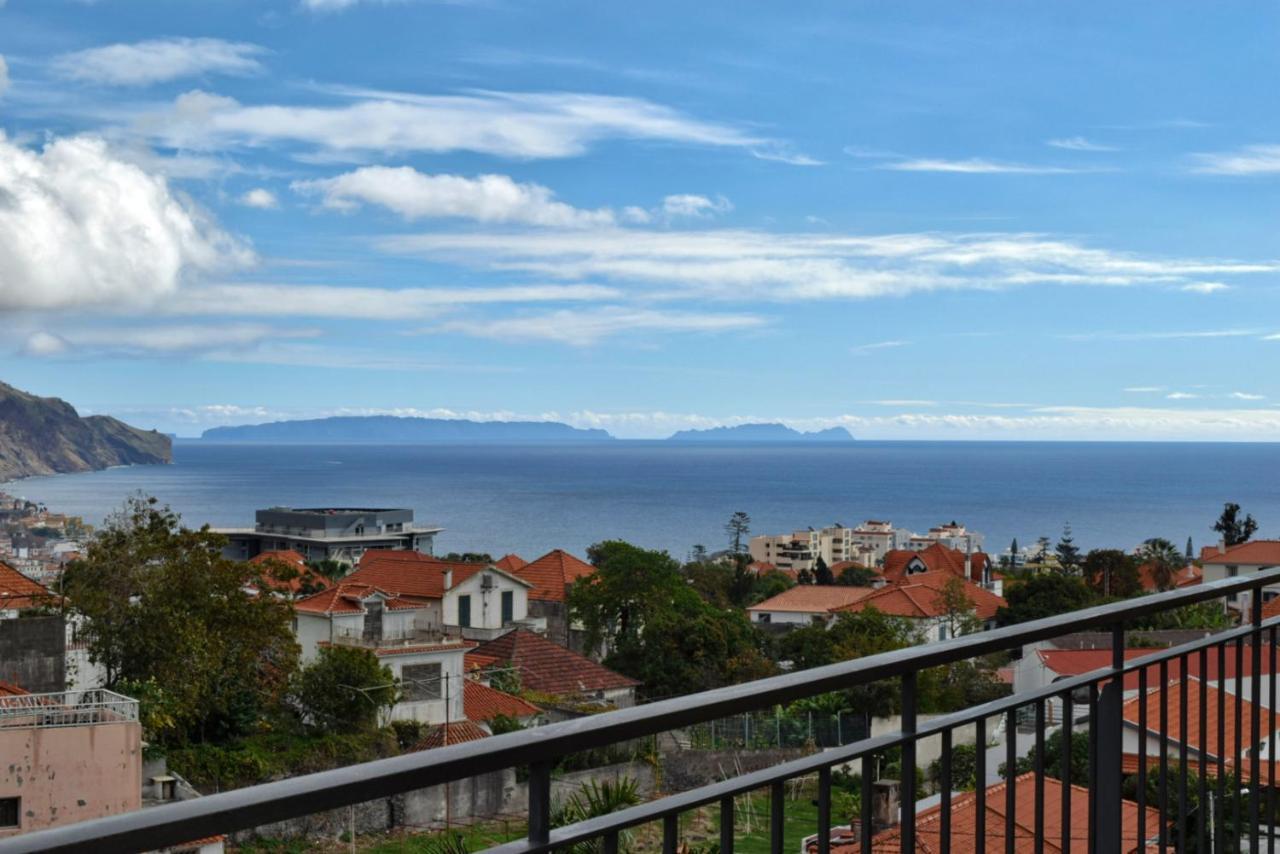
1123, 677, 1278, 757
747, 584, 877, 614
414, 720, 491, 750
514, 549, 597, 602
1201, 540, 1280, 566
1038, 646, 1280, 690
294, 582, 423, 615
830, 560, 874, 574
472, 629, 639, 696
494, 554, 528, 572
747, 561, 778, 575
1122, 752, 1279, 785
816, 772, 1160, 853
370, 641, 475, 657
249, 549, 306, 567
465, 652, 500, 672
0, 560, 54, 610
1264, 597, 1280, 620
0, 681, 29, 697
881, 543, 996, 586
1136, 561, 1202, 591
835, 571, 1005, 621
464, 679, 540, 722
346, 550, 529, 599
250, 551, 328, 595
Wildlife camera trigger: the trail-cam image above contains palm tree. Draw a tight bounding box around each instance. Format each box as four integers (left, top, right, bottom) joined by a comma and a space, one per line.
1139, 537, 1183, 592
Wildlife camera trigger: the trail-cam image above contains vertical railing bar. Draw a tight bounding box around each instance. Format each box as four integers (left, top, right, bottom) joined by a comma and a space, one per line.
1033, 698, 1045, 854
1218, 640, 1227, 854
901, 671, 917, 854
1005, 706, 1016, 854
1199, 647, 1209, 854
528, 759, 553, 844
1159, 658, 1169, 852
603, 831, 619, 854
1088, 683, 1098, 854
1270, 624, 1277, 854
975, 718, 987, 850
770, 780, 784, 854
1179, 656, 1189, 854
860, 759, 873, 854
1252, 590, 1263, 854
1236, 637, 1245, 850
721, 795, 736, 854
1137, 665, 1147, 850
1061, 692, 1072, 854
939, 729, 952, 854
663, 812, 678, 854
815, 769, 829, 854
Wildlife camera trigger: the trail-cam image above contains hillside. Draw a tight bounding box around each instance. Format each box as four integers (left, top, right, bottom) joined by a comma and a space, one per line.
0, 382, 172, 481
201, 415, 615, 443
667, 423, 854, 442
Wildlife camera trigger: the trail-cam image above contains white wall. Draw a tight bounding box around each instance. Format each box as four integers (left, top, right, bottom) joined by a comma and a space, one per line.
750, 609, 825, 625
382, 648, 467, 724
444, 572, 528, 630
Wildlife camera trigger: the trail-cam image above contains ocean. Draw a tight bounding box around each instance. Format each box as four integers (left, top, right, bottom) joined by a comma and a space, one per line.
4, 441, 1278, 560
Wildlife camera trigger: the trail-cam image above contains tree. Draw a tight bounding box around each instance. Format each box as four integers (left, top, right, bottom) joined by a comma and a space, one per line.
1032, 536, 1052, 565
1006, 537, 1020, 569
1185, 536, 1194, 562
836, 566, 879, 587
689, 544, 709, 563
1138, 537, 1182, 592
725, 511, 751, 554
996, 573, 1096, 626
293, 646, 397, 733
813, 556, 834, 585
1081, 549, 1141, 599
1054, 524, 1081, 574
1010, 726, 1089, 783
62, 495, 299, 745
1213, 502, 1258, 547
936, 577, 981, 639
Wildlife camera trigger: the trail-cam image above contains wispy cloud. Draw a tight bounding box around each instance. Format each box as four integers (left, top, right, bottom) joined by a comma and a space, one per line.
1123, 386, 1165, 393
53, 38, 267, 86
851, 340, 909, 355
438, 306, 766, 346
239, 188, 278, 209
1190, 144, 1280, 175
1229, 391, 1266, 400
22, 324, 317, 358
1166, 391, 1200, 400
0, 55, 9, 99
1181, 281, 1229, 294
1046, 136, 1119, 152
661, 194, 733, 219
879, 158, 1090, 175
1062, 328, 1262, 342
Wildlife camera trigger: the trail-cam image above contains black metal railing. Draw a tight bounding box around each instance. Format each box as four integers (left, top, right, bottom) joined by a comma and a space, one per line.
7, 568, 1280, 853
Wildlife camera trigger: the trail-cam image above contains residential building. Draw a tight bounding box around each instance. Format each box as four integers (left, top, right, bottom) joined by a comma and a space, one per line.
1201, 539, 1280, 612
850, 520, 911, 563
833, 571, 1005, 642
749, 525, 879, 575
493, 554, 528, 573
215, 507, 442, 564
0, 685, 143, 840
746, 585, 878, 626
469, 629, 639, 710
905, 521, 984, 554
511, 549, 597, 647
882, 543, 1000, 596
462, 679, 541, 727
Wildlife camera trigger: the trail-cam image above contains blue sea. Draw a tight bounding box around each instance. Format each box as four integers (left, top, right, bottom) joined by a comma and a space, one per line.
4, 441, 1279, 559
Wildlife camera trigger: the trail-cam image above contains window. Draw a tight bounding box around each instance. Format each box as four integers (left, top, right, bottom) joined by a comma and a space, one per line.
0, 797, 18, 829
458, 594, 472, 628
402, 663, 443, 701
501, 590, 514, 624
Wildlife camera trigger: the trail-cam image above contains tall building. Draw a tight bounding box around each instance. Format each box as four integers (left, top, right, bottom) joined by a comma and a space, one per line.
216, 507, 442, 564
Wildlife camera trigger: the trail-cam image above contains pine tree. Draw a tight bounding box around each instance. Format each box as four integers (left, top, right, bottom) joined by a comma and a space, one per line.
1213, 503, 1258, 547
1055, 524, 1081, 574
814, 556, 834, 585
1185, 537, 1194, 562
725, 511, 751, 554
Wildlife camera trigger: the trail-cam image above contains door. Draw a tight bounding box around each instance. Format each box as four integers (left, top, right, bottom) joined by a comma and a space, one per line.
501, 590, 514, 624
458, 594, 471, 628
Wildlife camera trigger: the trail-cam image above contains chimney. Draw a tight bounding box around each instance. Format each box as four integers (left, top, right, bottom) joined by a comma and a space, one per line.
1219, 539, 1228, 556
443, 568, 453, 591
964, 550, 973, 582
872, 779, 900, 831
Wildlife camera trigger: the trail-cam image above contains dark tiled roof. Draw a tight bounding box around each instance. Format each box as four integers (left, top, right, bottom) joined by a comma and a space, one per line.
472, 629, 639, 696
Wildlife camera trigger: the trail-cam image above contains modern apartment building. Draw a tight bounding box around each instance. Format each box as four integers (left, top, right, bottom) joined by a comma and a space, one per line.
750, 519, 983, 572
216, 507, 442, 564
905, 521, 984, 554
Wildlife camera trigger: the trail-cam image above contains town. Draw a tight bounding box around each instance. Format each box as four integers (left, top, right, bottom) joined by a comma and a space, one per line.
1, 493, 1275, 851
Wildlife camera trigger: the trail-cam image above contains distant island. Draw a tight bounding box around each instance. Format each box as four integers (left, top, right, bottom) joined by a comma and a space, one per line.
667, 423, 854, 442
201, 415, 614, 444
0, 380, 171, 481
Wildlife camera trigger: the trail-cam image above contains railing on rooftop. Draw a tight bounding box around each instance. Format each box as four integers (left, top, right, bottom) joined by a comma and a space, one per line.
7, 570, 1280, 853
0, 688, 138, 730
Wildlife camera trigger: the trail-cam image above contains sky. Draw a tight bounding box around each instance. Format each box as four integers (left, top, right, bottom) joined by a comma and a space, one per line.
1, 1, 1280, 440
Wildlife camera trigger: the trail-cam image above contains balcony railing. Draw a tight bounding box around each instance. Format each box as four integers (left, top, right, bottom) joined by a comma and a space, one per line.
6, 568, 1280, 852
0, 688, 138, 730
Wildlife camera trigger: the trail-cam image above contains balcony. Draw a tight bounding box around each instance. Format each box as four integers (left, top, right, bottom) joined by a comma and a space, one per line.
6, 570, 1280, 852
0, 689, 138, 730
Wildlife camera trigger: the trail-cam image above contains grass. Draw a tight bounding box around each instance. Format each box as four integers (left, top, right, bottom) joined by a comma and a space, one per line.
671, 783, 828, 854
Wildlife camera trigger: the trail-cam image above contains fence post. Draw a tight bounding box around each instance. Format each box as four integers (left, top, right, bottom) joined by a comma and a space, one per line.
1094, 624, 1125, 852
776, 709, 782, 748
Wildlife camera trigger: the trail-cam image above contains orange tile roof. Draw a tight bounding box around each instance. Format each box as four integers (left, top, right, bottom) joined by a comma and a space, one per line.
820, 772, 1160, 853
748, 561, 778, 574
250, 551, 328, 595
882, 543, 996, 586
249, 549, 306, 567
1201, 540, 1280, 566
465, 652, 499, 672
414, 720, 491, 750
1264, 597, 1280, 620
494, 554, 528, 572
1038, 646, 1280, 690
514, 549, 597, 602
370, 640, 475, 657
1136, 561, 1202, 592
0, 560, 54, 610
472, 629, 638, 696
836, 571, 1005, 621
1123, 677, 1278, 758
294, 582, 423, 614
0, 681, 29, 697
345, 550, 526, 599
747, 584, 877, 614
464, 679, 540, 722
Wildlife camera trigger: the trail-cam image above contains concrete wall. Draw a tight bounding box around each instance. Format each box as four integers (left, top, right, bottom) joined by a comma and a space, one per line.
444, 573, 528, 630
662, 749, 807, 794
0, 720, 141, 838
0, 615, 65, 694
527, 599, 569, 646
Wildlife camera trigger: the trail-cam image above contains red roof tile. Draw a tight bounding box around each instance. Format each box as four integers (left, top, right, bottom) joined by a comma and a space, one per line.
1123, 676, 1278, 757
464, 679, 540, 722
1039, 646, 1280, 691
249, 549, 306, 567
1135, 561, 1202, 592
471, 629, 638, 696
514, 550, 597, 602
414, 720, 491, 750
250, 551, 328, 595
747, 585, 877, 614
882, 544, 995, 586
494, 554, 528, 572
345, 550, 527, 600
0, 561, 54, 610
0, 681, 29, 697
294, 582, 422, 614
1201, 540, 1280, 566
836, 571, 1005, 621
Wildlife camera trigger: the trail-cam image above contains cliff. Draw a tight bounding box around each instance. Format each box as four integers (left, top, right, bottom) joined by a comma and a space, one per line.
0, 381, 172, 481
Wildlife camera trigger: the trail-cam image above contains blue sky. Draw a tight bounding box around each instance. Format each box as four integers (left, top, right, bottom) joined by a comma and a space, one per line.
2, 1, 1279, 439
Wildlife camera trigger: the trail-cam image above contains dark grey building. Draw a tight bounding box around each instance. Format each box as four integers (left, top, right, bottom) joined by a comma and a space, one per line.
216, 507, 441, 564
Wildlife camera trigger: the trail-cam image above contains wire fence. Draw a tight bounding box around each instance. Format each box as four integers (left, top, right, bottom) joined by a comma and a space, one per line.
681, 710, 870, 751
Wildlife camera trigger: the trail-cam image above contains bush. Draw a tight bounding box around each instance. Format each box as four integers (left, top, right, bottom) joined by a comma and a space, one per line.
166, 729, 398, 790
292, 646, 398, 733
390, 719, 425, 750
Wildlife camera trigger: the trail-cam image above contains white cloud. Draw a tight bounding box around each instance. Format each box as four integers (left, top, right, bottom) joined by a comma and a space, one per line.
1063, 328, 1261, 342
1046, 136, 1118, 152
0, 133, 251, 311
1123, 386, 1164, 393
293, 167, 615, 227
239, 188, 278, 209
881, 158, 1085, 174
167, 283, 618, 319
1166, 392, 1199, 400
380, 228, 1277, 303
22, 324, 316, 357
1229, 391, 1266, 400
851, 340, 909, 355
53, 38, 266, 86
1181, 281, 1229, 294
145, 88, 794, 161
22, 331, 69, 357
1191, 144, 1280, 175
438, 306, 766, 346
0, 55, 9, 98
661, 194, 732, 218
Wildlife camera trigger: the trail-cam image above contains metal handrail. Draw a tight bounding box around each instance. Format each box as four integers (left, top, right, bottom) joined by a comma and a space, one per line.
6, 566, 1280, 853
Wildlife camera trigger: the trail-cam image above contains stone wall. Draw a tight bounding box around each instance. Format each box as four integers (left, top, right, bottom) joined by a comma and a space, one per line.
0, 615, 65, 693
661, 748, 808, 794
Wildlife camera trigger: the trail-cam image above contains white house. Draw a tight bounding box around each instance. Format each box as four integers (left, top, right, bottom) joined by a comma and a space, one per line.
746, 585, 877, 625
1201, 540, 1280, 613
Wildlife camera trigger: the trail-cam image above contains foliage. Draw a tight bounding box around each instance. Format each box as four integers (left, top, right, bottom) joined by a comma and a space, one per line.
836, 566, 879, 587
166, 728, 399, 791
813, 556, 834, 585
1129, 600, 1232, 631
572, 541, 775, 699
488, 664, 522, 696
1008, 726, 1090, 783
920, 658, 1008, 714
1081, 549, 1142, 599
1138, 537, 1183, 592
488, 713, 525, 736
442, 552, 494, 563
389, 719, 425, 750
936, 576, 982, 639
996, 572, 1096, 626
754, 570, 795, 601
62, 494, 299, 746
928, 742, 979, 791
725, 511, 751, 554
306, 559, 349, 579
551, 778, 643, 854
292, 646, 398, 733
1214, 502, 1258, 547
1054, 523, 1082, 573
